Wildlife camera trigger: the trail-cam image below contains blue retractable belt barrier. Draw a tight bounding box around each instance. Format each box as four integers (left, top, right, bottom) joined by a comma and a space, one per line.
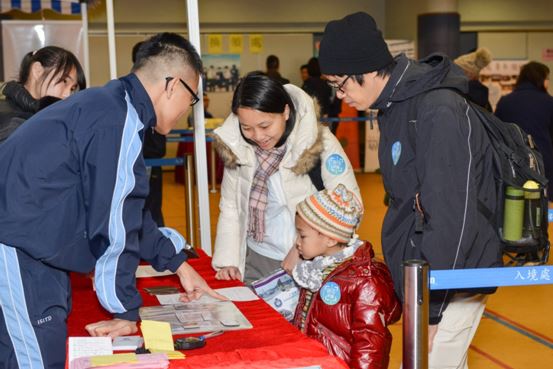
144, 158, 184, 167
166, 136, 213, 143
430, 265, 552, 290
321, 116, 371, 123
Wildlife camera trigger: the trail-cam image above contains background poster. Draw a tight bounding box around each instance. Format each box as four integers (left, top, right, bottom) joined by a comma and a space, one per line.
203, 54, 240, 93
207, 34, 223, 54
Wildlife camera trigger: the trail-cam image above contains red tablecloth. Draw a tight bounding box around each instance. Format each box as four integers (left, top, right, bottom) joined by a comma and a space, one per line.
67, 251, 349, 369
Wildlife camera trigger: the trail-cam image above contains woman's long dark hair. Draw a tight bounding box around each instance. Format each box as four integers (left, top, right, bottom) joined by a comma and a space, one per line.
18, 46, 86, 91
231, 72, 296, 147
516, 61, 550, 93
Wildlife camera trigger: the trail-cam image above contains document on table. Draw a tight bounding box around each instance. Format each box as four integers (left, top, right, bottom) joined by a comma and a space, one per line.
89, 353, 137, 366
251, 268, 300, 322
215, 287, 259, 301
68, 336, 113, 364
136, 265, 175, 278
141, 320, 174, 351
155, 287, 258, 305
70, 353, 169, 369
140, 299, 253, 334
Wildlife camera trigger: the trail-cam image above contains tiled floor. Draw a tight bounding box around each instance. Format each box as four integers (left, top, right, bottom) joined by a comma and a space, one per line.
161, 171, 553, 369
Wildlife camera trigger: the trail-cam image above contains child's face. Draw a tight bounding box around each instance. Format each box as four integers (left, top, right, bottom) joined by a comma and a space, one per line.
295, 214, 338, 260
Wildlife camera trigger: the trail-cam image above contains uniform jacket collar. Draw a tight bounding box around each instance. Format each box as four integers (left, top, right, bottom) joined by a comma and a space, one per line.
120, 73, 157, 130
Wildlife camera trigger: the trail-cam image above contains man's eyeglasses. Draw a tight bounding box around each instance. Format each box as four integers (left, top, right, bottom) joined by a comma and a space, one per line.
327, 75, 352, 94
165, 77, 200, 106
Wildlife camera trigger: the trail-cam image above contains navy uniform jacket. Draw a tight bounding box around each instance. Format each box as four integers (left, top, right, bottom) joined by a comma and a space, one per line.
373, 54, 502, 324
0, 73, 187, 320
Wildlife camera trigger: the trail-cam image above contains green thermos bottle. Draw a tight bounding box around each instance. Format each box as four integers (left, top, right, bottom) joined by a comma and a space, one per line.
503, 186, 524, 241
522, 180, 541, 239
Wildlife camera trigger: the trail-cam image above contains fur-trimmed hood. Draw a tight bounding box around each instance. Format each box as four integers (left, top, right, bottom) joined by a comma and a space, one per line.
212, 84, 324, 175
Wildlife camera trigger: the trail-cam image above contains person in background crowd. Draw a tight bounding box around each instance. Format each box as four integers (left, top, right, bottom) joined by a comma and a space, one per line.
175, 92, 216, 184
212, 72, 359, 284
187, 92, 214, 127
454, 47, 493, 110
265, 54, 290, 85
318, 12, 502, 369
0, 46, 86, 142
495, 61, 553, 201
292, 184, 401, 369
302, 57, 333, 118
0, 32, 223, 369
300, 64, 309, 83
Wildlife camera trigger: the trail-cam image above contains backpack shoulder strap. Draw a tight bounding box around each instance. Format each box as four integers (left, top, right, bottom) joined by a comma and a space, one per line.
307, 157, 324, 191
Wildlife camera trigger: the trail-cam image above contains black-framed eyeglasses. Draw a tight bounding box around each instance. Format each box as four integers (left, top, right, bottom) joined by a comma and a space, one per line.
327, 75, 352, 93
165, 77, 200, 106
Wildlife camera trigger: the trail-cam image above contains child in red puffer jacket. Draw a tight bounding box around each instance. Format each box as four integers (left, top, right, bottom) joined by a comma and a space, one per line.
292, 184, 401, 369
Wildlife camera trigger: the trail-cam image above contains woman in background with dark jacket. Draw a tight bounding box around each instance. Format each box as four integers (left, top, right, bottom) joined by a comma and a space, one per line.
495, 62, 553, 200
302, 57, 333, 117
0, 46, 86, 142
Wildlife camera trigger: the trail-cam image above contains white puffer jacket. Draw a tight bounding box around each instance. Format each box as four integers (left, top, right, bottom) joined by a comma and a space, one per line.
211, 84, 361, 278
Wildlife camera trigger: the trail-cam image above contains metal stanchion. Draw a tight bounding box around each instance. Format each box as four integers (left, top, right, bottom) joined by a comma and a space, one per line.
183, 154, 195, 247
403, 260, 429, 369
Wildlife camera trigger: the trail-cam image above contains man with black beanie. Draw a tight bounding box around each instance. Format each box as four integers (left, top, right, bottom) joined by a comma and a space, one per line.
319, 12, 502, 368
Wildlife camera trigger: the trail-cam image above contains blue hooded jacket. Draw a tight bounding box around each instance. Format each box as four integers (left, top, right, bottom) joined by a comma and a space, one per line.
0, 73, 187, 320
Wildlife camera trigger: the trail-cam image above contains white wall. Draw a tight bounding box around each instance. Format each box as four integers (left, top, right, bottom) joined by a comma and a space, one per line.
85, 0, 386, 89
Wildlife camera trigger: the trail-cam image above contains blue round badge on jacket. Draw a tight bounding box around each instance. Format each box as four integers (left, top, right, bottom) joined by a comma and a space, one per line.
325, 154, 346, 175
391, 141, 402, 165
320, 281, 341, 305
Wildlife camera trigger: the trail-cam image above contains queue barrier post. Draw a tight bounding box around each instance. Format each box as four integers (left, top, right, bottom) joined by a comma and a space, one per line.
403, 262, 553, 368
403, 260, 429, 369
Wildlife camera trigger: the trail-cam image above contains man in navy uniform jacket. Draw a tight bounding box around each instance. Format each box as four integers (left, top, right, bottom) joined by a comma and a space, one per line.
0, 33, 223, 369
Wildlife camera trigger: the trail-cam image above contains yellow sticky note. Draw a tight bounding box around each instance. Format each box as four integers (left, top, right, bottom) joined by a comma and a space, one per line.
249, 34, 264, 53
90, 353, 137, 366
229, 34, 243, 53
207, 34, 223, 54
141, 320, 174, 351
151, 349, 186, 359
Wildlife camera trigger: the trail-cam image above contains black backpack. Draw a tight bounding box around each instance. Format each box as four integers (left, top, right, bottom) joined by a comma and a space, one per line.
409, 91, 550, 266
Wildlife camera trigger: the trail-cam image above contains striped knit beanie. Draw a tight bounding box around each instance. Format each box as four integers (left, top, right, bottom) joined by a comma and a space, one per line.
297, 184, 363, 243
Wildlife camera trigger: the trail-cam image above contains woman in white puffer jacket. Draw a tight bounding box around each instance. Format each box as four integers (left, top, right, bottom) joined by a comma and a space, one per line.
212, 72, 360, 284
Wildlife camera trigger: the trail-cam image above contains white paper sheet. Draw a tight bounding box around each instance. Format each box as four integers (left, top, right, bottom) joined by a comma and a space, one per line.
155, 287, 259, 305
155, 293, 184, 305
135, 265, 175, 278
68, 336, 113, 365
215, 287, 259, 301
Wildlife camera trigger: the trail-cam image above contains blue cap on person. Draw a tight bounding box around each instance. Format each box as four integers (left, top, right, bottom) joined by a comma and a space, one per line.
296, 184, 363, 243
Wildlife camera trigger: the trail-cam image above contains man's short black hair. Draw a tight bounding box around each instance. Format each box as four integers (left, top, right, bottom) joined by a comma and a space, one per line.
345, 60, 396, 86
131, 41, 144, 64
131, 32, 202, 74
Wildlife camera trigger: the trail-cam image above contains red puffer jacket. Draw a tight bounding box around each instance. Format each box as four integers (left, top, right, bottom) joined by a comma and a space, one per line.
293, 242, 401, 369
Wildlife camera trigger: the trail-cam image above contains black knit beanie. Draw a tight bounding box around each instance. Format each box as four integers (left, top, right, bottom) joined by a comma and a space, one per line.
319, 12, 393, 75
